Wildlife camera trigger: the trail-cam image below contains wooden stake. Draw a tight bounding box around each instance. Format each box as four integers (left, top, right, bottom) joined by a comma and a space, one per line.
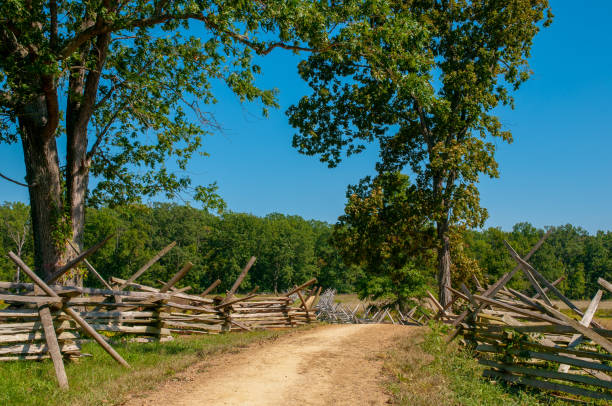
504, 241, 553, 306
67, 240, 112, 290
449, 230, 552, 331
201, 279, 221, 296
214, 293, 259, 309
426, 290, 445, 314
38, 302, 69, 389
447, 286, 470, 303
506, 287, 548, 312
558, 289, 603, 373
170, 286, 192, 294
505, 240, 603, 328
296, 290, 310, 320
227, 256, 256, 298
459, 284, 477, 307
46, 234, 114, 284
159, 262, 193, 293
472, 294, 565, 325
472, 275, 482, 290
284, 278, 317, 297
598, 278, 612, 295
119, 241, 177, 290
537, 300, 612, 354
532, 276, 565, 300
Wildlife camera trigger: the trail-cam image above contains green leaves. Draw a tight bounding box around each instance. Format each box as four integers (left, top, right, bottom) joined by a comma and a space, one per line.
332, 173, 436, 304
288, 1, 552, 299
1, 0, 355, 212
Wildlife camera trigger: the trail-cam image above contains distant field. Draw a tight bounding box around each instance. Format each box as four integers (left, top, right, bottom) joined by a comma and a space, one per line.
552, 299, 612, 328
559, 299, 612, 312
333, 293, 362, 307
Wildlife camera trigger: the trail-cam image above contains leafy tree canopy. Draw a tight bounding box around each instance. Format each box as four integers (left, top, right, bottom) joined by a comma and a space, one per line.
0, 0, 357, 207
287, 0, 552, 305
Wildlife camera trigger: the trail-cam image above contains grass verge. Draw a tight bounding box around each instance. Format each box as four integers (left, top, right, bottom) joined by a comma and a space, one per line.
383, 324, 564, 406
0, 329, 299, 406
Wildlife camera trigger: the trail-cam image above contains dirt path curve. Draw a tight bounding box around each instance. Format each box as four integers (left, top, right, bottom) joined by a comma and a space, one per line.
124, 324, 418, 406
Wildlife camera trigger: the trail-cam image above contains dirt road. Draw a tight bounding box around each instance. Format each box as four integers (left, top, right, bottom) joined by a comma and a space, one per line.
124, 324, 418, 406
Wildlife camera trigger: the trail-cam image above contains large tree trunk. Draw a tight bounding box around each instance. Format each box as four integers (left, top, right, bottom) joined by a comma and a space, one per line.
64, 125, 89, 287
18, 84, 90, 285
19, 95, 66, 280
65, 32, 109, 269
432, 167, 453, 307
65, 62, 92, 288
436, 219, 452, 307
66, 55, 88, 253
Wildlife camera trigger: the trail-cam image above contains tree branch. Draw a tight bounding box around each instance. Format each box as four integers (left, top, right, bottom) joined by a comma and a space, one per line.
0, 171, 36, 188
0, 90, 14, 108
86, 102, 128, 162
0, 26, 29, 58
50, 0, 58, 50
76, 32, 111, 131
60, 12, 322, 60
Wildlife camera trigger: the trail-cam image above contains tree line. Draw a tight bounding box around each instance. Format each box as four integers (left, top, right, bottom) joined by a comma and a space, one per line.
0, 202, 359, 294
0, 201, 609, 301
465, 223, 612, 300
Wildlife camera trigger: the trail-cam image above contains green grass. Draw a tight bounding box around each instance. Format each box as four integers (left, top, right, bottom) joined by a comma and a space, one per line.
0, 329, 297, 406
383, 324, 564, 406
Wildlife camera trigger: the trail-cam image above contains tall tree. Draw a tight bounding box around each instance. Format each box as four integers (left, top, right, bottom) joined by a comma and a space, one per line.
0, 0, 341, 281
288, 0, 552, 305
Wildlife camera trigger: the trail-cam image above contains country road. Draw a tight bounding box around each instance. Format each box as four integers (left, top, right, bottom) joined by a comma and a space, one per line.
123, 324, 419, 406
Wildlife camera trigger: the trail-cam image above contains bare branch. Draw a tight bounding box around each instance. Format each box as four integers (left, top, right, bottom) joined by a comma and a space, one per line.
111, 35, 137, 42
0, 171, 36, 188
50, 0, 58, 50
76, 33, 111, 130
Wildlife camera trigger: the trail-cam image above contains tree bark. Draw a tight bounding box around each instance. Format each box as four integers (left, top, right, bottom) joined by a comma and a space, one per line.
19, 95, 65, 279
436, 219, 452, 307
66, 48, 88, 254
17, 79, 92, 285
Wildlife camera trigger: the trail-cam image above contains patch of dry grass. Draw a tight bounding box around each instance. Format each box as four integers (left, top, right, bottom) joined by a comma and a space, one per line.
382, 324, 559, 406
333, 293, 363, 307
382, 327, 454, 405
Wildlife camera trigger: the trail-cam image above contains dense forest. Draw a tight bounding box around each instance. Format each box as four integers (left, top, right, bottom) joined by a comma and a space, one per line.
0, 202, 610, 300
0, 202, 360, 294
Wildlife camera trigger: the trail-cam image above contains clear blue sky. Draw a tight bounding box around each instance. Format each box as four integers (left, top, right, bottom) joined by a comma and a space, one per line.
1, 1, 611, 233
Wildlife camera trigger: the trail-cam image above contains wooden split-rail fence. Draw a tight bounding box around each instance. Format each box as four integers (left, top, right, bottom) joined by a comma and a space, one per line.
426, 231, 612, 403
0, 239, 321, 389
314, 288, 422, 325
